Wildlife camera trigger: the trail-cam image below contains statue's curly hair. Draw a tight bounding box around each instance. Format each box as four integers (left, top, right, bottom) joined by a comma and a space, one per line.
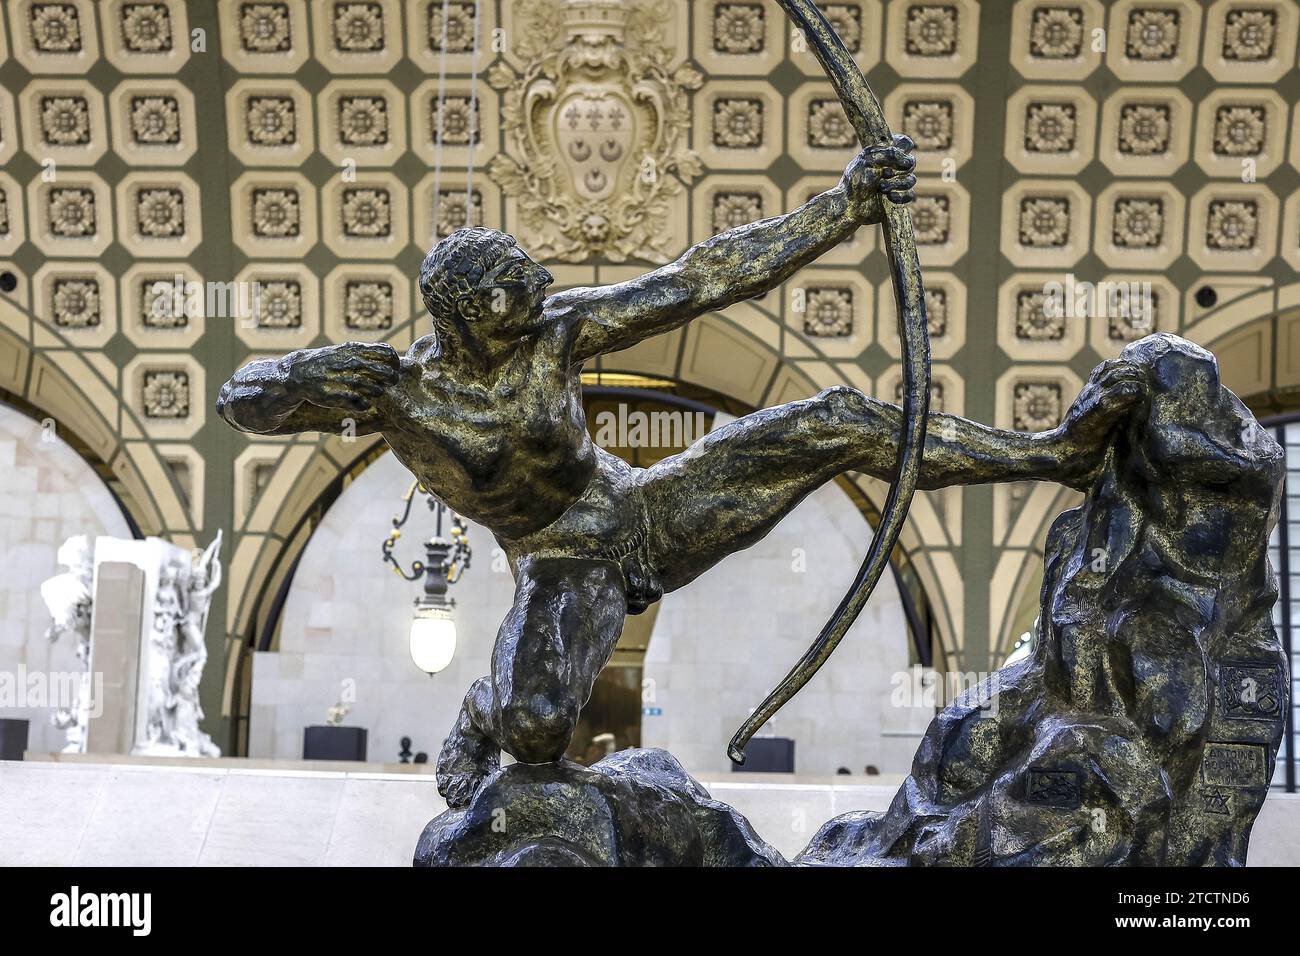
418, 227, 517, 329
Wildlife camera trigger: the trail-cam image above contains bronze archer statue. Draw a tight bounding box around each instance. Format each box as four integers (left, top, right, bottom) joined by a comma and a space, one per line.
217, 136, 1141, 808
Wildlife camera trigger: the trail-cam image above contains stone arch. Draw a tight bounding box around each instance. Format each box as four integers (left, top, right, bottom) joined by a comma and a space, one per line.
0, 297, 195, 543
1185, 281, 1300, 415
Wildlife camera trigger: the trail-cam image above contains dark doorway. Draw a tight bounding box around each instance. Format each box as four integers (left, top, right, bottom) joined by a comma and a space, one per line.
566, 663, 643, 765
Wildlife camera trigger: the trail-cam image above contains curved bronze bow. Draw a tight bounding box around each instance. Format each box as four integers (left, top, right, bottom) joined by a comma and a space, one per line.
728, 0, 932, 764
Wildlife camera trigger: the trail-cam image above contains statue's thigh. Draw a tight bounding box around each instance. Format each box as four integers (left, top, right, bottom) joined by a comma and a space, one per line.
490, 556, 627, 709
641, 398, 861, 591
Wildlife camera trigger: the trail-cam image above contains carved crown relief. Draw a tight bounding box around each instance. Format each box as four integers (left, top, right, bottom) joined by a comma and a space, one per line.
487, 0, 702, 262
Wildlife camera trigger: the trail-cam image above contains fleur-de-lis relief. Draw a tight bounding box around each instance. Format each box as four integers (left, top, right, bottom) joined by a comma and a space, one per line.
486, 0, 703, 263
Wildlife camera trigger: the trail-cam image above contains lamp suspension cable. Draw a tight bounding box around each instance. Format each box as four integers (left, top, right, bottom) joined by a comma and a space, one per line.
465, 0, 483, 222
431, 0, 454, 224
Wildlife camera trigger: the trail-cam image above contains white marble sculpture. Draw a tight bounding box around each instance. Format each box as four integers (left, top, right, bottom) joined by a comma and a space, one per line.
135, 532, 222, 757
41, 531, 224, 757
39, 535, 96, 752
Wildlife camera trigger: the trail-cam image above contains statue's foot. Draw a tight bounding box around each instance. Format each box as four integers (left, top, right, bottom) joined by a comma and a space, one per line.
436, 716, 500, 810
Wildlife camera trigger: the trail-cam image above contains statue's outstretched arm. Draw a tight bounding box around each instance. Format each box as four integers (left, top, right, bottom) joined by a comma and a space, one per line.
862, 402, 1088, 491
860, 359, 1146, 492
216, 343, 399, 436
564, 138, 916, 363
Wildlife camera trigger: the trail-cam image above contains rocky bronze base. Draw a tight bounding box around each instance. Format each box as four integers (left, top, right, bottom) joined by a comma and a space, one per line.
414, 748, 785, 867
800, 336, 1287, 866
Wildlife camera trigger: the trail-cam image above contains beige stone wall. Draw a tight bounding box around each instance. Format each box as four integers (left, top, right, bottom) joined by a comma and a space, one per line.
0, 403, 132, 752
642, 480, 931, 776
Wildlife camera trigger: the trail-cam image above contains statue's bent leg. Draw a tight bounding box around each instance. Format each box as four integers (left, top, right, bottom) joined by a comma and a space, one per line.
436, 556, 627, 808
643, 387, 881, 593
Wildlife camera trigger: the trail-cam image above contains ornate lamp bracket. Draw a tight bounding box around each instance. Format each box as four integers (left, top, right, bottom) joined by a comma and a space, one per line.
381, 480, 474, 608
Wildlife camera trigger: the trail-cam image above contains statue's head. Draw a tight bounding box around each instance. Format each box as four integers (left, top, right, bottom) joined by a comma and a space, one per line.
419, 227, 554, 342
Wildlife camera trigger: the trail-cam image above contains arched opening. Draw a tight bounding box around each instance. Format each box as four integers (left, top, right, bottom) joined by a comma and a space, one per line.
0, 399, 135, 752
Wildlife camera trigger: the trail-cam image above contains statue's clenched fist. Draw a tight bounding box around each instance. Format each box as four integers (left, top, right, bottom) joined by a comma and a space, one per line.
1061, 357, 1147, 448
842, 133, 917, 224
286, 342, 401, 413
1054, 356, 1148, 488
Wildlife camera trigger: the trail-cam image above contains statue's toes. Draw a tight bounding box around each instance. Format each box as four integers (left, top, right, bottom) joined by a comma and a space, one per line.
440, 774, 477, 810
436, 734, 499, 810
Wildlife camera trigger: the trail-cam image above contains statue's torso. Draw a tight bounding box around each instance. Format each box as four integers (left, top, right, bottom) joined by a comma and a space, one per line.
377, 326, 602, 541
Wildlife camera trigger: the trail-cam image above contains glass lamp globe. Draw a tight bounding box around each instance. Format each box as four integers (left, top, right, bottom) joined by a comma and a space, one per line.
409, 605, 457, 675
